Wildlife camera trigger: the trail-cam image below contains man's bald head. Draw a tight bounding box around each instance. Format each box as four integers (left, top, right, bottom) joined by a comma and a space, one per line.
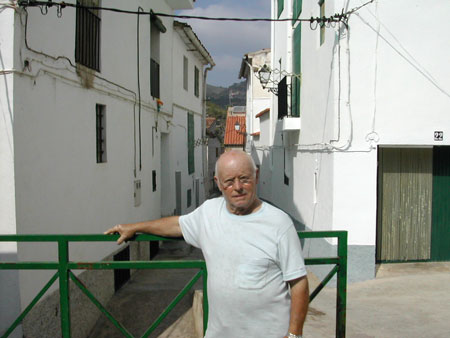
215, 150, 257, 179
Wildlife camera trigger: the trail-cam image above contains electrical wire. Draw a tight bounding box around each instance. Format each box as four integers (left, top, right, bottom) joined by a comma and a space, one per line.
17, 0, 376, 25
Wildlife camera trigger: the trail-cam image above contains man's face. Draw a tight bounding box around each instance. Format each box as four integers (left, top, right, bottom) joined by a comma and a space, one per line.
215, 154, 259, 215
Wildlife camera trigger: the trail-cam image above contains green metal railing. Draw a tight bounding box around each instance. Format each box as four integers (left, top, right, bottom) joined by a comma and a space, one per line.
0, 231, 347, 338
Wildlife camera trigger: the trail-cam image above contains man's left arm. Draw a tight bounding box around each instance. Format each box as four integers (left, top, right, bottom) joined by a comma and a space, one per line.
285, 275, 309, 337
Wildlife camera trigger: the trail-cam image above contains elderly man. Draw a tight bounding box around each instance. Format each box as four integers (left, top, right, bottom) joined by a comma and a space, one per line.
105, 150, 309, 338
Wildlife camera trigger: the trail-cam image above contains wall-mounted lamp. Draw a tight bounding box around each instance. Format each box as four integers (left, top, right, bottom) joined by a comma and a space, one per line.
256, 64, 278, 95
258, 64, 271, 89
234, 121, 248, 136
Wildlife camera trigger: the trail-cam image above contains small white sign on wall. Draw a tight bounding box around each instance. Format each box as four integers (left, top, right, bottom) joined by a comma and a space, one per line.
434, 131, 443, 141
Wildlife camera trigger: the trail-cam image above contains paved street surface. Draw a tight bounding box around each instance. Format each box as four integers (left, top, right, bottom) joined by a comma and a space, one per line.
89, 248, 450, 338
305, 262, 450, 337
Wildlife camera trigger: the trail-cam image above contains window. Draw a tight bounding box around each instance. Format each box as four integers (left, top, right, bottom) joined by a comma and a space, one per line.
283, 136, 290, 186
152, 170, 157, 191
183, 56, 189, 91
278, 0, 284, 18
319, 0, 325, 45
291, 24, 301, 117
187, 189, 192, 208
150, 17, 161, 98
75, 0, 101, 71
292, 0, 302, 25
278, 76, 288, 120
194, 66, 200, 97
96, 104, 106, 163
150, 59, 160, 98
187, 113, 195, 174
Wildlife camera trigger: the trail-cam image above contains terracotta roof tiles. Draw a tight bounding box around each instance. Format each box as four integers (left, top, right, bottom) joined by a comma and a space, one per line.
224, 116, 246, 145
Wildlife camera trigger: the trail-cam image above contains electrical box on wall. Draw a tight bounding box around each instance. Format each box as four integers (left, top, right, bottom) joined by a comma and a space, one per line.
134, 180, 141, 207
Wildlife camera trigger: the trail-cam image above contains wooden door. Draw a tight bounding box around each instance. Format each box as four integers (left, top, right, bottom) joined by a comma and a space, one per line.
377, 148, 433, 262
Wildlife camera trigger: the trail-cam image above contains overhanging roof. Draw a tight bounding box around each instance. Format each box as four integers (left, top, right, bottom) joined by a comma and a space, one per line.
174, 21, 215, 66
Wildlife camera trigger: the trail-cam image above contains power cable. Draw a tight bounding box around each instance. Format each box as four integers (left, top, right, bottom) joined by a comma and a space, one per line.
17, 0, 376, 26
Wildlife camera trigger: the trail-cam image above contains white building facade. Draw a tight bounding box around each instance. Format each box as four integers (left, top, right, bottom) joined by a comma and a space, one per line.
0, 1, 213, 337
238, 49, 272, 200
250, 0, 450, 283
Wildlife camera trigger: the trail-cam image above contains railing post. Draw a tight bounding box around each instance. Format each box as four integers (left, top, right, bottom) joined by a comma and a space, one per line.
336, 232, 347, 338
202, 265, 208, 336
58, 239, 71, 337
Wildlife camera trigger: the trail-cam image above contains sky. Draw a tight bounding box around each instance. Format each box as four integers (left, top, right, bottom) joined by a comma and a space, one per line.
178, 0, 271, 88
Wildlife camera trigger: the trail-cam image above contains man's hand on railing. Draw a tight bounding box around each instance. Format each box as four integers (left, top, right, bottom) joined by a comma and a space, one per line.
104, 224, 137, 245
104, 217, 182, 244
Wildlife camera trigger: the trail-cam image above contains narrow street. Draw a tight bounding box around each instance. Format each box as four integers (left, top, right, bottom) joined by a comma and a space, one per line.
89, 251, 450, 338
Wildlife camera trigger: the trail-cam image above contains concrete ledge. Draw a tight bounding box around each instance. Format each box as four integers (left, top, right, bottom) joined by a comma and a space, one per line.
157, 290, 203, 338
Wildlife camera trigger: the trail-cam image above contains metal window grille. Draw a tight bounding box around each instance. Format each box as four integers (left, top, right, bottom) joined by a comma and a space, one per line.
96, 104, 106, 163
150, 58, 160, 98
75, 0, 101, 71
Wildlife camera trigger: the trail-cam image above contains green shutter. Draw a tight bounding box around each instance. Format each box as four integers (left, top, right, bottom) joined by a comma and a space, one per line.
188, 113, 195, 174
291, 24, 301, 117
292, 0, 302, 25
278, 0, 284, 18
431, 146, 450, 261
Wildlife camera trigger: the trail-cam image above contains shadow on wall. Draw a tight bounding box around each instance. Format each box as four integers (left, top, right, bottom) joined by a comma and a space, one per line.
0, 253, 23, 338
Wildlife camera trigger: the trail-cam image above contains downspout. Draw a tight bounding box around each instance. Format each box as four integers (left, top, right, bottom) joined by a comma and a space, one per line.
203, 63, 214, 197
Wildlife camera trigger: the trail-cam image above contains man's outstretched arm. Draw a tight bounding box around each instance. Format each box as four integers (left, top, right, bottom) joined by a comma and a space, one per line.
104, 216, 182, 244
285, 275, 309, 337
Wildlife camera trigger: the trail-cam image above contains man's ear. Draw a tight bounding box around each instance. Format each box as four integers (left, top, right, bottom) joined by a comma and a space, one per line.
214, 176, 222, 192
255, 168, 260, 184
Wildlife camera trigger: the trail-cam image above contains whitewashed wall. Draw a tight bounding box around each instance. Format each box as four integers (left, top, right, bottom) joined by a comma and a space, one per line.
266, 0, 450, 281
0, 8, 23, 338
0, 0, 207, 327
172, 25, 207, 210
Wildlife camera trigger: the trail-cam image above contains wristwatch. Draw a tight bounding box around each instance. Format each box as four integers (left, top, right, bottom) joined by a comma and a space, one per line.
287, 333, 303, 338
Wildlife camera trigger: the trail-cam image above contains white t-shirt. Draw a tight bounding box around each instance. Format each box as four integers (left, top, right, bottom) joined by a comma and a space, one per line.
179, 197, 307, 338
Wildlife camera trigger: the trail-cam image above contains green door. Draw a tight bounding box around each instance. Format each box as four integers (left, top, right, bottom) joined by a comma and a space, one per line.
431, 146, 450, 261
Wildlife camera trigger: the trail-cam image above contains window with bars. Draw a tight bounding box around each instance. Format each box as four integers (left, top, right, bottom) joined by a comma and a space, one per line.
187, 113, 195, 174
75, 0, 101, 72
96, 104, 106, 163
194, 66, 199, 97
